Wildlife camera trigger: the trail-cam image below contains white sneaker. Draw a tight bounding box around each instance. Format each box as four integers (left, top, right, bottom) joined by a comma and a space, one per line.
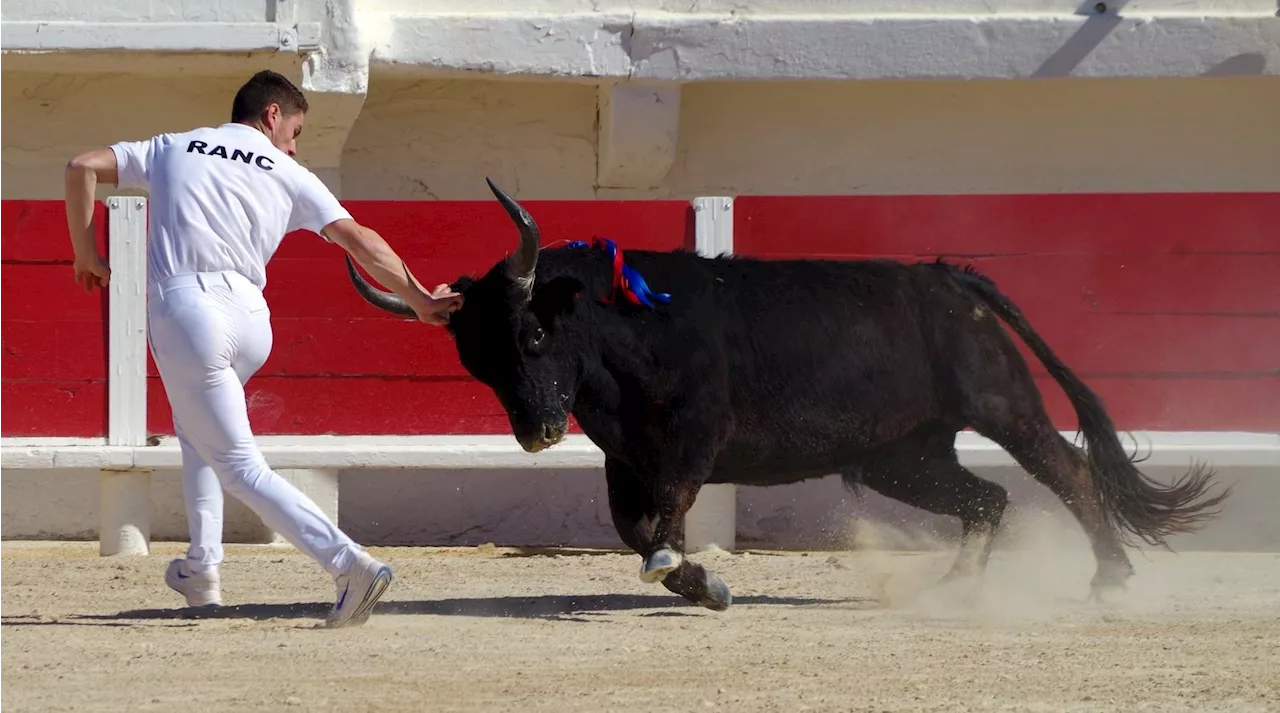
326, 551, 393, 629
165, 559, 222, 608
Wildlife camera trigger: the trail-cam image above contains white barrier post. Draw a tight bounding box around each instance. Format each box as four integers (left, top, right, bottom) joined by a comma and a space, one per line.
684, 196, 737, 552
101, 195, 151, 556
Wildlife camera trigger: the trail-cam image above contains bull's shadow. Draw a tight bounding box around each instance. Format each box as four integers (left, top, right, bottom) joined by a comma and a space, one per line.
50, 592, 874, 626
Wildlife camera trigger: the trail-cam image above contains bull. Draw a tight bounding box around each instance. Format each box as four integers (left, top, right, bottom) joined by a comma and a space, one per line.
347, 179, 1229, 611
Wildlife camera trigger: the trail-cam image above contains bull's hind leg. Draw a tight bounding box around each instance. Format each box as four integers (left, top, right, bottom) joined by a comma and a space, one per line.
605, 459, 732, 611
960, 384, 1134, 593
956, 369, 1134, 593
859, 434, 1010, 583
950, 303, 1138, 597
981, 422, 1135, 595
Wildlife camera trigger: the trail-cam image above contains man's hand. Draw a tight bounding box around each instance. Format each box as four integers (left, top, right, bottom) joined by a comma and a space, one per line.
416, 283, 463, 325
73, 253, 112, 291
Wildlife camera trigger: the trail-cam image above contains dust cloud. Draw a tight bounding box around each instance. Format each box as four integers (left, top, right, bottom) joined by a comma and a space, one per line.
837, 505, 1225, 625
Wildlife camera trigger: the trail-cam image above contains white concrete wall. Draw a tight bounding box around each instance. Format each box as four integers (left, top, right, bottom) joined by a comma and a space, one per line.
341, 75, 1280, 200
7, 73, 1278, 201
2, 73, 261, 200
337, 464, 1280, 553
346, 1, 1280, 13
8, 462, 1279, 551
7, 70, 1280, 199
3, 0, 1278, 552
2, 469, 273, 543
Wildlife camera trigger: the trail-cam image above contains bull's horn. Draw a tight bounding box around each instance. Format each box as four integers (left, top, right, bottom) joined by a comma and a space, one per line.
345, 255, 418, 318
486, 177, 539, 294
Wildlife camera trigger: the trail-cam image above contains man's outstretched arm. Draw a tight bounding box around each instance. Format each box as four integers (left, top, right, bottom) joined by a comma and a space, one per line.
322, 218, 462, 326
64, 147, 119, 291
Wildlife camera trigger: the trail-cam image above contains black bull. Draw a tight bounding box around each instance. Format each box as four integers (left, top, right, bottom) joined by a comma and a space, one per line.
347, 179, 1229, 611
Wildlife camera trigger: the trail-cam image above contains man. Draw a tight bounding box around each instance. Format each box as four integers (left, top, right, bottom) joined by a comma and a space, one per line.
63, 70, 461, 628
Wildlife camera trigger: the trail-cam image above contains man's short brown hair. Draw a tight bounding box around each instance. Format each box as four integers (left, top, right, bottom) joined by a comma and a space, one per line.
231, 70, 309, 123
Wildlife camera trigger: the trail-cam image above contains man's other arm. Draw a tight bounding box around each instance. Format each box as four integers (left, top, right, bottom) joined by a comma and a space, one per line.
63, 147, 120, 291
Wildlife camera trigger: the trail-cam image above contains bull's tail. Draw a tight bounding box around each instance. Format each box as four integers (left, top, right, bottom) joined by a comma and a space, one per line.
941, 261, 1230, 548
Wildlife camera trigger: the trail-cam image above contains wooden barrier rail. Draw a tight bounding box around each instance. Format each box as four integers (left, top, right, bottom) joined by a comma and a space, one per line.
3, 193, 1277, 555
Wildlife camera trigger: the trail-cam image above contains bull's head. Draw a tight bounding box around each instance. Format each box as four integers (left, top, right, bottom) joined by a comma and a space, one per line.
346, 178, 586, 453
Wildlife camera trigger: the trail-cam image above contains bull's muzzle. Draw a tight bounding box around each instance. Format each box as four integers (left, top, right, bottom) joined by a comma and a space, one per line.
519, 422, 568, 453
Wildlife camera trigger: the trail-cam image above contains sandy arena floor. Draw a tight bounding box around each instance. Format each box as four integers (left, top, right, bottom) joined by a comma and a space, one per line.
3, 522, 1279, 713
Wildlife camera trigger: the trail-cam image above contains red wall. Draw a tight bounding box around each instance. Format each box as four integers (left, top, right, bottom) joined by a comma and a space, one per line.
2, 202, 110, 437
4, 193, 1276, 437
736, 193, 1280, 432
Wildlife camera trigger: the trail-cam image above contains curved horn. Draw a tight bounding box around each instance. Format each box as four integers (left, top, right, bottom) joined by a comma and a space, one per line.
486, 177, 540, 292
345, 255, 418, 319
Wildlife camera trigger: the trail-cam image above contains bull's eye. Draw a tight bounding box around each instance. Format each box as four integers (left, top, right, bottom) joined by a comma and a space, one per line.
529, 327, 546, 349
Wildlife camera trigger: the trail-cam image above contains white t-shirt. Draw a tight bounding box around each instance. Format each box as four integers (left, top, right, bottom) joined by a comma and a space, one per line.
110, 122, 352, 290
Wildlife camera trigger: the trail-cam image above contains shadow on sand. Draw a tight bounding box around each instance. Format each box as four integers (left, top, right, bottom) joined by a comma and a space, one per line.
3, 592, 877, 627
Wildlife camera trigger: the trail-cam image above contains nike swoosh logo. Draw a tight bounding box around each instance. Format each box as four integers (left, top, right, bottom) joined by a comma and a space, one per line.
177, 571, 190, 579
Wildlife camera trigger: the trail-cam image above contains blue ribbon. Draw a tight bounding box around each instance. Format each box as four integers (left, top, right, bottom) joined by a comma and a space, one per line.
566, 238, 671, 309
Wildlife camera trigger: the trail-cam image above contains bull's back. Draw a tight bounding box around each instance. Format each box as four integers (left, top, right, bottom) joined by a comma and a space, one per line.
633, 253, 953, 477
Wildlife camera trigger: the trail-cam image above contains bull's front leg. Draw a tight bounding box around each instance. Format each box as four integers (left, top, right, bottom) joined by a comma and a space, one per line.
606, 458, 732, 611
639, 476, 698, 583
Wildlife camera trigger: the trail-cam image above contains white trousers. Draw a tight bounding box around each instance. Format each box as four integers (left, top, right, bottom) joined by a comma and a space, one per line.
146, 270, 358, 578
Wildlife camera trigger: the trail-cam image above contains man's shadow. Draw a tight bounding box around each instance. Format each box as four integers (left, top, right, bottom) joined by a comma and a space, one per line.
5, 593, 877, 627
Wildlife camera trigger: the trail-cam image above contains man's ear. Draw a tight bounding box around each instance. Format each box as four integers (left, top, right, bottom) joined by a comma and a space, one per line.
530, 276, 584, 324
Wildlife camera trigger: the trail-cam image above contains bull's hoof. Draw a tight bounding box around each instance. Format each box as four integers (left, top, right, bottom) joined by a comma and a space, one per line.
927, 571, 982, 607
697, 572, 733, 612
1089, 582, 1127, 605
1092, 560, 1134, 588
937, 566, 980, 586
639, 548, 683, 584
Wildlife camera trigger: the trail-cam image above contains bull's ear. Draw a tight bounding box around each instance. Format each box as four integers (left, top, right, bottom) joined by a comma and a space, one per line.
443, 276, 476, 335
452, 275, 475, 294
530, 276, 584, 324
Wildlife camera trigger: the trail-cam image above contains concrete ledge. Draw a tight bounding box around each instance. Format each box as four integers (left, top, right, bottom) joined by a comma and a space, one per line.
376, 12, 632, 80
7, 12, 1273, 81
4, 432, 1276, 471
374, 12, 1280, 81
0, 21, 322, 53
0, 435, 606, 471
951, 430, 1280, 468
